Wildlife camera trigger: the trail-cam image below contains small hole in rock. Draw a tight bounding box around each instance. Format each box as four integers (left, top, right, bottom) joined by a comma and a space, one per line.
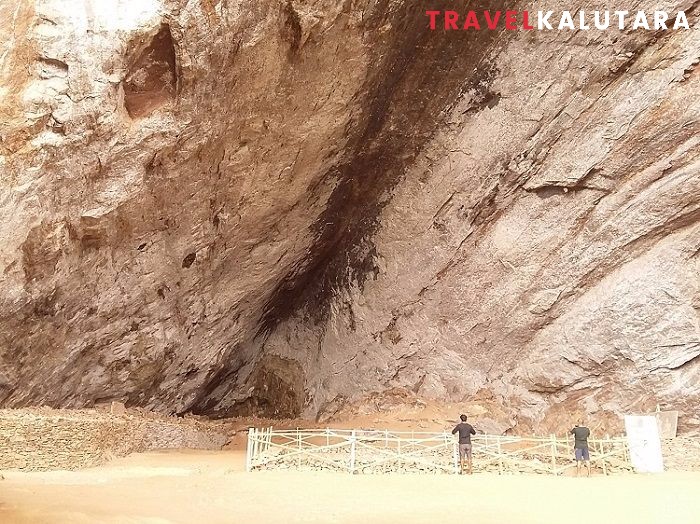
182, 252, 196, 268
123, 24, 178, 118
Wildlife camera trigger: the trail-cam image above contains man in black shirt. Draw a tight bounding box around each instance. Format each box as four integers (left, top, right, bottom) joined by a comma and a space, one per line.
452, 414, 476, 474
570, 419, 591, 477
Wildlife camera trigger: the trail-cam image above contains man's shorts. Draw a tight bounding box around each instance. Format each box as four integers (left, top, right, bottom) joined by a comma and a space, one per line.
459, 443, 472, 460
575, 447, 590, 461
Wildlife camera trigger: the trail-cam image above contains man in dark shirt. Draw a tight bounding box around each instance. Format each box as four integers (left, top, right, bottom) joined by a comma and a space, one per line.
570, 419, 591, 476
452, 414, 476, 474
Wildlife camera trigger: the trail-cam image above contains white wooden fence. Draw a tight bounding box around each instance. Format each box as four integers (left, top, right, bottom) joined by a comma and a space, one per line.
246, 428, 632, 475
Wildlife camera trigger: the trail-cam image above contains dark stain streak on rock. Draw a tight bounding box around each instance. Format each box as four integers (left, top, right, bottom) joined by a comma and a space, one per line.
282, 1, 303, 55
257, 1, 514, 336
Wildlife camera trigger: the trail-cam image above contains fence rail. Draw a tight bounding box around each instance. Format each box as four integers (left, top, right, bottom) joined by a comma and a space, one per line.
246, 428, 632, 475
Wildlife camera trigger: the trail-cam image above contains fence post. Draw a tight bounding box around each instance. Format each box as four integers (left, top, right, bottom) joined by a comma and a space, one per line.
252, 427, 259, 462
297, 428, 302, 468
245, 427, 254, 472
349, 429, 357, 474
601, 435, 609, 476
440, 431, 448, 472
497, 436, 504, 475
452, 441, 459, 474
550, 434, 557, 474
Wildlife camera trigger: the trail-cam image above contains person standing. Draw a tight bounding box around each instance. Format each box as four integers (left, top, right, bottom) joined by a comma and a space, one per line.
452, 414, 476, 475
570, 419, 591, 476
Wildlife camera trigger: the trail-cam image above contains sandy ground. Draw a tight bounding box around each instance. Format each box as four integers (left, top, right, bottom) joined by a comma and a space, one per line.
1, 404, 697, 524
1, 447, 699, 524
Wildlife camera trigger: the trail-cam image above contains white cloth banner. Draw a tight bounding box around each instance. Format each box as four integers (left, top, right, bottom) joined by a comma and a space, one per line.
624, 415, 664, 473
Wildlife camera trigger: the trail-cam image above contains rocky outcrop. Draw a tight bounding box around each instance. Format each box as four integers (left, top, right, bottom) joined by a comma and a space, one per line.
1, 1, 698, 432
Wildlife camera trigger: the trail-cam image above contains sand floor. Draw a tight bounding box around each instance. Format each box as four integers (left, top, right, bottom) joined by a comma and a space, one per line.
1, 449, 699, 524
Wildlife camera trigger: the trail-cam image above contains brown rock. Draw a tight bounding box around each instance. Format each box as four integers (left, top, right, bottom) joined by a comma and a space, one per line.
0, 1, 698, 434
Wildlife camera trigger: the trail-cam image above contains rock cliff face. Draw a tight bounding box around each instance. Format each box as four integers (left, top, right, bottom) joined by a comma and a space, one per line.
1, 1, 699, 432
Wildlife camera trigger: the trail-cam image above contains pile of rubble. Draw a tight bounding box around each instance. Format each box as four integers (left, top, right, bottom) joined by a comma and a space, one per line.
252, 444, 638, 475
0, 407, 229, 471
255, 446, 455, 474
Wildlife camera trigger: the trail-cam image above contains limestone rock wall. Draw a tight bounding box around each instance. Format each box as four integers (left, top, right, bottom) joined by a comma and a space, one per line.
1, 0, 374, 411
1, 1, 699, 432
237, 3, 700, 431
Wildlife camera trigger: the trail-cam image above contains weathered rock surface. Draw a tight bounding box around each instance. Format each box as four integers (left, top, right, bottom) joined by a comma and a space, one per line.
1, 1, 698, 432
